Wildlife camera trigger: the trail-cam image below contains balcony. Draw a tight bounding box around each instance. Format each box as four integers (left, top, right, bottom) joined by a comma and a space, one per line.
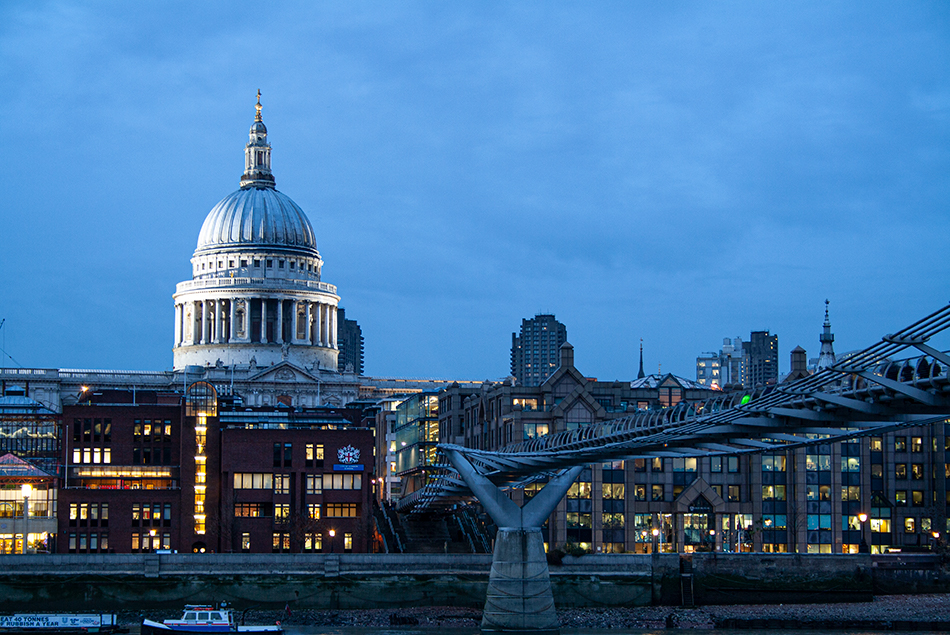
176, 277, 338, 295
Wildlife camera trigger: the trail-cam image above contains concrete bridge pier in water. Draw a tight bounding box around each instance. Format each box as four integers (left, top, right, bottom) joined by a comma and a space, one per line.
446, 449, 584, 635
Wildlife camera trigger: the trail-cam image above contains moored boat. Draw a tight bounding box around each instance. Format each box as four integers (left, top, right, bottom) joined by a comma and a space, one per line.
141, 604, 281, 635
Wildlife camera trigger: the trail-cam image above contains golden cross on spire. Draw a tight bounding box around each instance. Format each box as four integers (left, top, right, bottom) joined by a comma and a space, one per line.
255, 89, 263, 122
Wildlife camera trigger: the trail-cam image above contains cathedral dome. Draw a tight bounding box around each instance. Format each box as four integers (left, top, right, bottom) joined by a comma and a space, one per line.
193, 90, 318, 257
195, 186, 318, 255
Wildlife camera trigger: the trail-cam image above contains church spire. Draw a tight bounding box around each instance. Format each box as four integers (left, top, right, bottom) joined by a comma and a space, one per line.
240, 89, 276, 189
817, 299, 836, 370
637, 339, 645, 379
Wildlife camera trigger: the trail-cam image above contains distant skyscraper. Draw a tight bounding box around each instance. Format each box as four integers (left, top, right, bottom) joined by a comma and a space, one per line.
336, 307, 364, 375
510, 314, 567, 386
743, 330, 778, 388
817, 300, 836, 371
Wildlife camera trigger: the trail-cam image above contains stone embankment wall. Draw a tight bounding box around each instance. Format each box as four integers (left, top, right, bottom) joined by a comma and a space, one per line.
0, 553, 946, 611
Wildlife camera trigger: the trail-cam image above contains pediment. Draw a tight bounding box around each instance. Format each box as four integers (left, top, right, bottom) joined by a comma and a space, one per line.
246, 361, 321, 384
673, 477, 725, 513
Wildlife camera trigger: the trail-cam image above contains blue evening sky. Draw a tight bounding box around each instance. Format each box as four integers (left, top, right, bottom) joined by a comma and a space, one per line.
1, 2, 948, 380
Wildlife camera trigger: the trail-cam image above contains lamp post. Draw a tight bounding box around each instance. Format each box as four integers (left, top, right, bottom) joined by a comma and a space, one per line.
651, 527, 660, 554
858, 513, 869, 553
328, 529, 335, 554
932, 531, 940, 552
21, 483, 32, 554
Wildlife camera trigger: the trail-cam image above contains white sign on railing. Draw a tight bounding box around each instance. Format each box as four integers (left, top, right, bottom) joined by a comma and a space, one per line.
0, 614, 113, 629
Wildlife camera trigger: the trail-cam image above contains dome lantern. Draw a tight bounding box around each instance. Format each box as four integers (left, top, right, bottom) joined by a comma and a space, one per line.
241, 90, 275, 189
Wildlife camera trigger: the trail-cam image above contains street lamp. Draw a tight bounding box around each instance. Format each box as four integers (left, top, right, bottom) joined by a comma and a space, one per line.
21, 484, 32, 554
328, 529, 335, 554
651, 527, 660, 554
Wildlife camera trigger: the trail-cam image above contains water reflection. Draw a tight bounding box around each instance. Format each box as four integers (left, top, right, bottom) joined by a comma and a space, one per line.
282, 630, 928, 635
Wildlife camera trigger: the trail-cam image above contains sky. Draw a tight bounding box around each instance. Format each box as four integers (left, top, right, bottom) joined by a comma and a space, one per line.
1, 2, 948, 381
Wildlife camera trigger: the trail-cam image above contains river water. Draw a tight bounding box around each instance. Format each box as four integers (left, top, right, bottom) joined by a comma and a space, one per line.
281, 630, 929, 635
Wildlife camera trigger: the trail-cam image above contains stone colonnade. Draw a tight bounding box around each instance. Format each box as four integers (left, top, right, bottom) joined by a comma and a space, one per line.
174, 297, 337, 348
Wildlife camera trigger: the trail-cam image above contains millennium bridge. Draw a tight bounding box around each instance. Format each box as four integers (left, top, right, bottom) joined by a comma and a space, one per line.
397, 303, 950, 635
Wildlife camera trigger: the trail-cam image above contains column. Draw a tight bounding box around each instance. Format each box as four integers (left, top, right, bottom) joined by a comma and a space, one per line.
244, 297, 252, 342
229, 298, 237, 343
290, 300, 302, 344
305, 302, 312, 345
276, 298, 284, 344
174, 304, 182, 348
330, 305, 337, 349
212, 300, 223, 344
260, 298, 268, 343
191, 300, 199, 345
320, 303, 328, 347
201, 300, 210, 345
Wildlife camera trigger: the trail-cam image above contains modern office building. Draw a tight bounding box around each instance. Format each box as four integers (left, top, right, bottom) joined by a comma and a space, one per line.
392, 392, 440, 500
744, 330, 779, 388
695, 338, 744, 388
510, 314, 568, 386
695, 352, 721, 388
336, 307, 365, 375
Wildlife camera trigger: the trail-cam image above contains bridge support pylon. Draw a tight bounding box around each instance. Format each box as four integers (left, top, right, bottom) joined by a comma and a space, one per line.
446, 449, 584, 635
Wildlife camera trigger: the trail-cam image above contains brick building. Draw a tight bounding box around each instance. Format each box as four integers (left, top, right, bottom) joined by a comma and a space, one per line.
57, 383, 374, 554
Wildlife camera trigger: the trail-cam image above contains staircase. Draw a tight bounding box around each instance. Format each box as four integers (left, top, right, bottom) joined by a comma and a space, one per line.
680, 555, 695, 607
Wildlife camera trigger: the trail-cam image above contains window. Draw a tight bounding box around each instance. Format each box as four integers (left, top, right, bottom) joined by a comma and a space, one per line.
325, 503, 357, 517
233, 473, 273, 489
905, 518, 916, 533
870, 437, 883, 451
344, 533, 353, 552
711, 456, 722, 473
841, 486, 861, 501
911, 437, 923, 453
912, 464, 924, 480
241, 533, 250, 552
273, 474, 291, 495
235, 503, 266, 517
896, 464, 907, 479
306, 443, 324, 467
728, 485, 740, 502
651, 485, 664, 501
895, 436, 907, 452
272, 532, 290, 552
305, 533, 323, 552
274, 504, 290, 520
307, 474, 323, 494
633, 459, 646, 472
762, 485, 786, 501
727, 456, 739, 473
652, 457, 663, 472
325, 473, 361, 490
308, 504, 321, 519
895, 490, 907, 506
912, 490, 924, 506
634, 484, 646, 501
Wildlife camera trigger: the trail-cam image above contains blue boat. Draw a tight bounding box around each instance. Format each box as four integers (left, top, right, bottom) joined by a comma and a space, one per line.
141, 605, 281, 635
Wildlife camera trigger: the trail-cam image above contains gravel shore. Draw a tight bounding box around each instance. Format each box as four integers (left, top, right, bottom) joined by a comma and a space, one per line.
126, 594, 950, 630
